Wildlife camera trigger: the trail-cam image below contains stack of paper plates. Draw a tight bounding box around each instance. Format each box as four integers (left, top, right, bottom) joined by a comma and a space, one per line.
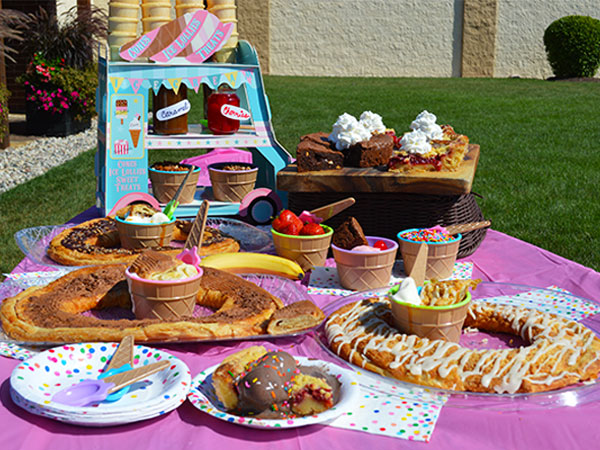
10, 342, 191, 426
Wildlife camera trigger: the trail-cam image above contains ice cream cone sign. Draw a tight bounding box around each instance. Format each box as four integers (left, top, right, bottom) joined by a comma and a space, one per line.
129, 114, 142, 148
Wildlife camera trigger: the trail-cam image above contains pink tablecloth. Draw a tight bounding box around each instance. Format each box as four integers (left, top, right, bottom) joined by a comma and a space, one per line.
2, 209, 600, 450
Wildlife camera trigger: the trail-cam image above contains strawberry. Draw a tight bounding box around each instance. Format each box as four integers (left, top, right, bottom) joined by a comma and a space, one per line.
271, 216, 285, 233
300, 223, 325, 236
278, 209, 298, 226
281, 221, 302, 236
373, 240, 388, 250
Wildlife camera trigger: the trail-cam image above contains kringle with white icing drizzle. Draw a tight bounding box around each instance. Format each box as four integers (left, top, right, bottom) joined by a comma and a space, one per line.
325, 299, 600, 393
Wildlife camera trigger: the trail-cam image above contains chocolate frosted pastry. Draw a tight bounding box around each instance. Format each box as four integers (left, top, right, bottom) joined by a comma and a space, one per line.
0, 265, 291, 343
296, 132, 344, 173
212, 347, 337, 419
47, 204, 240, 266
332, 217, 368, 250
344, 133, 394, 168
129, 250, 176, 279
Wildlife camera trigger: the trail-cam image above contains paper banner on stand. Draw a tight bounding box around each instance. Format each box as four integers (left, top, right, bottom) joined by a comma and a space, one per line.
187, 76, 204, 93
110, 77, 124, 94
150, 79, 163, 95
240, 70, 254, 88
168, 78, 183, 95
127, 78, 144, 94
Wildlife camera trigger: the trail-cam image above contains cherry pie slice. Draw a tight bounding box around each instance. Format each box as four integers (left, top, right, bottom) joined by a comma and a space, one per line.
387, 125, 469, 172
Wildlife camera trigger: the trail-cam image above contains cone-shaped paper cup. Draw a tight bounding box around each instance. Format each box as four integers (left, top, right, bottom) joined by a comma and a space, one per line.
208, 5, 237, 20
208, 162, 258, 203
397, 229, 461, 280
108, 31, 138, 48
207, 0, 235, 6
116, 216, 175, 249
126, 267, 203, 320
109, 2, 140, 19
178, 0, 206, 5
149, 164, 200, 204
114, 0, 140, 4
142, 17, 170, 31
390, 292, 471, 342
271, 225, 333, 272
109, 17, 139, 33
175, 4, 205, 16
332, 237, 398, 291
142, 2, 172, 18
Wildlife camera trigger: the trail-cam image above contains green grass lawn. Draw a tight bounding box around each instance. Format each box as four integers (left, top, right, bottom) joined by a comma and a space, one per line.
1, 76, 599, 277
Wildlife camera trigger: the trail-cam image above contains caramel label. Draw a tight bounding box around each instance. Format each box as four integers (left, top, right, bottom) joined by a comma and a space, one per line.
155, 99, 191, 122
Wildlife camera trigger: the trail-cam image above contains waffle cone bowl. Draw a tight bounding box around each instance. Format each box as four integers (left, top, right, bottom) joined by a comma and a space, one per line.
126, 267, 203, 320
390, 292, 471, 342
115, 216, 175, 249
398, 229, 461, 280
332, 237, 398, 291
208, 163, 258, 203
149, 164, 200, 204
271, 225, 333, 272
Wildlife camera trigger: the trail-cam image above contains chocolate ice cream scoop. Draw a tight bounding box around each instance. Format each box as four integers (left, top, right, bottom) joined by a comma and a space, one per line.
234, 351, 301, 416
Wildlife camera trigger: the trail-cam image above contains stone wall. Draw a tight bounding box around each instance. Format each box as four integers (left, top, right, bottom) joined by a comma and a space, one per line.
269, 0, 463, 77
495, 0, 600, 78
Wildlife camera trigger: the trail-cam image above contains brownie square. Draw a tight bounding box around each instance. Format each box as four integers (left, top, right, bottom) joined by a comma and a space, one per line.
332, 217, 368, 250
344, 133, 394, 168
296, 133, 344, 173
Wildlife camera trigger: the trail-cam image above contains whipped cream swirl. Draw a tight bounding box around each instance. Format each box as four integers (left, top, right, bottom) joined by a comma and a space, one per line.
410, 110, 443, 141
329, 111, 386, 150
399, 129, 432, 155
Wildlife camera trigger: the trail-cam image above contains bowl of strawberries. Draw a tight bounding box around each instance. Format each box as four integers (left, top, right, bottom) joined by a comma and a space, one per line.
271, 209, 333, 271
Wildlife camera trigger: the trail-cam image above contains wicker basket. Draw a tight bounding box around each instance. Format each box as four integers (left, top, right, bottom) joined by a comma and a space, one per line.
288, 192, 487, 258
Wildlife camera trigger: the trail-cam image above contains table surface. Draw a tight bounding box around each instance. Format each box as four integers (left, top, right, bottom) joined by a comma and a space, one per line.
277, 145, 480, 195
2, 208, 600, 450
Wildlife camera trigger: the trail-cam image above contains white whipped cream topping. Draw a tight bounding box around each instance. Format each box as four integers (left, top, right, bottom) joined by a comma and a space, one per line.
329, 111, 387, 150
359, 111, 386, 134
329, 113, 371, 150
410, 110, 444, 141
125, 212, 170, 224
390, 277, 421, 306
399, 129, 432, 155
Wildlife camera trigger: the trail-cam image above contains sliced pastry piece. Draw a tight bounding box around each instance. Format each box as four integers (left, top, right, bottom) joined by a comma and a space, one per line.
290, 373, 334, 416
267, 300, 325, 335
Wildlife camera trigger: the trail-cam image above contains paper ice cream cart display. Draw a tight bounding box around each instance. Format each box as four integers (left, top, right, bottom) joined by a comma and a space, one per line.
96, 6, 291, 223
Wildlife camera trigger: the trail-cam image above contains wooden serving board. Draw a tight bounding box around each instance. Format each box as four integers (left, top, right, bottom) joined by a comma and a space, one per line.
277, 144, 479, 196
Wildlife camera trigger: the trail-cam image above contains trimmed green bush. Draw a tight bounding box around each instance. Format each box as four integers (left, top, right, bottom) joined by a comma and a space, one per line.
544, 15, 600, 78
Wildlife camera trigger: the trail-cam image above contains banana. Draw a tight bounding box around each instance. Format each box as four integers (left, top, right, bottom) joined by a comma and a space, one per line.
200, 253, 305, 280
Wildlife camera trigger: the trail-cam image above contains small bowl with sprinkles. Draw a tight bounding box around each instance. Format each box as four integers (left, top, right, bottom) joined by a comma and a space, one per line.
397, 226, 461, 280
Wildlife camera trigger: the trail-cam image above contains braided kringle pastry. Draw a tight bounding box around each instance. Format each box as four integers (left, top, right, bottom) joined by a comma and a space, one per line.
326, 297, 600, 393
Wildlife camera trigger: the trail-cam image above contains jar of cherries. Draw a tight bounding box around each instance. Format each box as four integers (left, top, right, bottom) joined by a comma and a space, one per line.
207, 85, 241, 135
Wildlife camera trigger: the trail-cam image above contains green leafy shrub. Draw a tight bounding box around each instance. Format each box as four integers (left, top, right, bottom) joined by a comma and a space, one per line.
544, 15, 600, 78
0, 83, 10, 142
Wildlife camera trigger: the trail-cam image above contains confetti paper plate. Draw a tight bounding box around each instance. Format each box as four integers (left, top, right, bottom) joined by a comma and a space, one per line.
10, 342, 191, 426
187, 357, 360, 429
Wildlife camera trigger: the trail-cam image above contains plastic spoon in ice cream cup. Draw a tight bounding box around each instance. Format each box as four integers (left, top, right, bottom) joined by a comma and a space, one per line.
298, 197, 356, 224
52, 360, 170, 407
162, 167, 194, 220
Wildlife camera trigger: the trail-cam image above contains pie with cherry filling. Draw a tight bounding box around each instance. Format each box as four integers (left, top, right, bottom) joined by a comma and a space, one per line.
387, 125, 469, 172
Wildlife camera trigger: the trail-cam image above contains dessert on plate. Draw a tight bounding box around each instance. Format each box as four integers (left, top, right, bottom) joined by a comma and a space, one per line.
296, 111, 394, 172
387, 110, 469, 172
212, 346, 337, 418
325, 279, 600, 393
0, 252, 325, 342
47, 203, 240, 266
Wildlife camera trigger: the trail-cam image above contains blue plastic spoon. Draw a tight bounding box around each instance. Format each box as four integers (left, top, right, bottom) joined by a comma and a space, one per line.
52, 360, 170, 407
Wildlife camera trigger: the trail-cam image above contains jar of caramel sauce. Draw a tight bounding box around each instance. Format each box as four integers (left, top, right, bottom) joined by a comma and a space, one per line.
152, 85, 189, 135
